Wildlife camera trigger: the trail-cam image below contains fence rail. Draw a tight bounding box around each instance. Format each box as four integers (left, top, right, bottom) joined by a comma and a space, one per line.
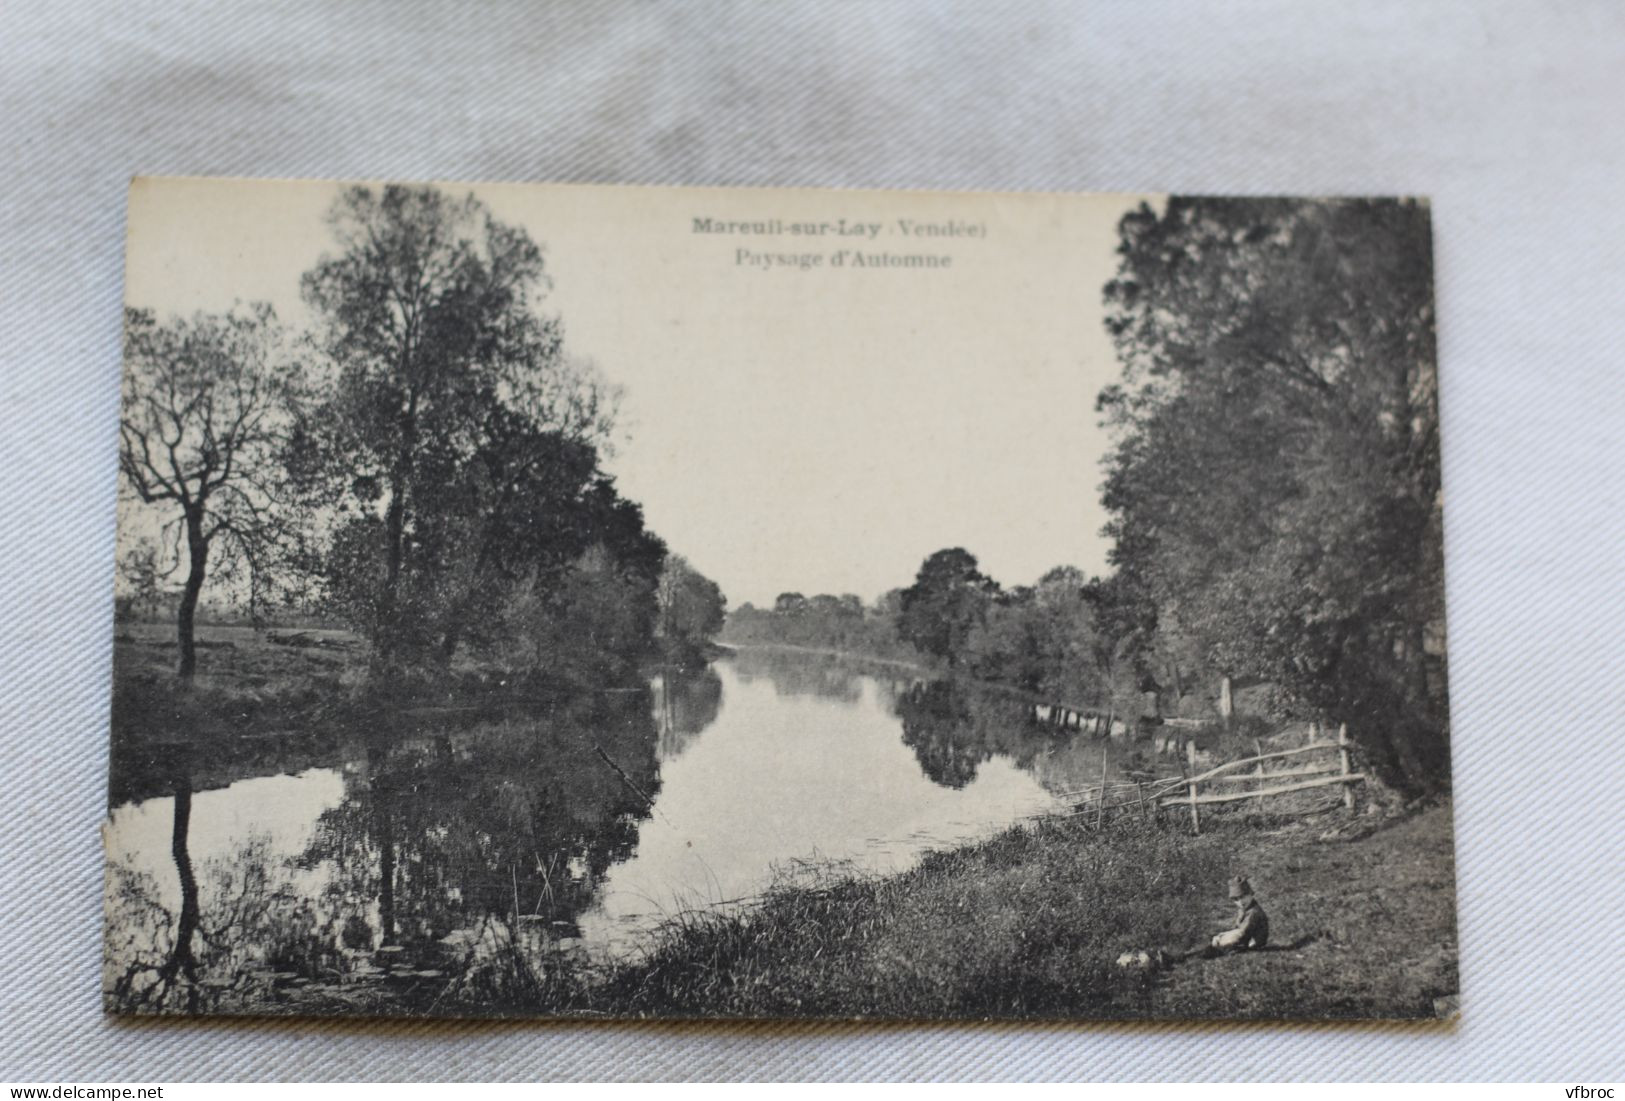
1059, 723, 1365, 834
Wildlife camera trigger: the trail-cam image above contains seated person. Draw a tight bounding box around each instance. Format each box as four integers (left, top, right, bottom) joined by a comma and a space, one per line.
1210, 875, 1269, 951
1121, 876, 1273, 970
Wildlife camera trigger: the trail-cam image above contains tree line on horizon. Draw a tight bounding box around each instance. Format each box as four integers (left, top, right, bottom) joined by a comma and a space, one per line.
721, 552, 1154, 728
726, 196, 1449, 796
117, 184, 724, 688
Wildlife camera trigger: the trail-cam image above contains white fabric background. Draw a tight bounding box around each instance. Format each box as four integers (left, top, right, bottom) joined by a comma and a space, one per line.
2, 0, 1621, 1082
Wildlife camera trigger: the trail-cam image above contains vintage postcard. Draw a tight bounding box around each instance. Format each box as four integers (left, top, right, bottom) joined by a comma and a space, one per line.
105, 178, 1456, 1020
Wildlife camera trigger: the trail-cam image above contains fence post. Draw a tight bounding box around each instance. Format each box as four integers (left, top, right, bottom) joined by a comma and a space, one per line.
1254, 736, 1266, 817
1337, 722, 1356, 812
1185, 739, 1201, 835
1095, 743, 1109, 828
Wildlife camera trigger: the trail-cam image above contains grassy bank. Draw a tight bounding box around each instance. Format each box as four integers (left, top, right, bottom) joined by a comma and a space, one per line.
114, 622, 719, 723
110, 622, 587, 803
111, 625, 1457, 1021
113, 622, 363, 719
582, 802, 1457, 1021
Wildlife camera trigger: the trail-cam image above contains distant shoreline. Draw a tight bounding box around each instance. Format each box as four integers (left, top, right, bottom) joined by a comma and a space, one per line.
715, 640, 933, 675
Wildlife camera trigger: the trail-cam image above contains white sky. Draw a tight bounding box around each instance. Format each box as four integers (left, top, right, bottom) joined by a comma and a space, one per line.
123, 178, 1151, 608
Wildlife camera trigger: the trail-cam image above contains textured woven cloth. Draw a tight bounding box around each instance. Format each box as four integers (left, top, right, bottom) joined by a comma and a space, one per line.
2, 0, 1623, 1082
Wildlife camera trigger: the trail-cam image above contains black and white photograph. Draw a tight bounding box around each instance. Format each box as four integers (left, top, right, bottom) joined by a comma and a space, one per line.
101, 177, 1456, 1021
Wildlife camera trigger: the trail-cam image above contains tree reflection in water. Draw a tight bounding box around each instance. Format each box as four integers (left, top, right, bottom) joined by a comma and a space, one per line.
722, 647, 1120, 797
105, 688, 664, 1015
104, 748, 205, 1013
727, 645, 904, 704
895, 680, 1001, 789
104, 754, 314, 1014
653, 665, 723, 760
893, 678, 1138, 796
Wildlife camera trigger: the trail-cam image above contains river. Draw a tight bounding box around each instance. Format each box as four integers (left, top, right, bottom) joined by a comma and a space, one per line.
102, 646, 1124, 1012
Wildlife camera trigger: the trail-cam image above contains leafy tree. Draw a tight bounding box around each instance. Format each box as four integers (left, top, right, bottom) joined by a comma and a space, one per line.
872, 588, 906, 619
656, 555, 727, 663
119, 305, 301, 679
299, 184, 618, 670
1029, 568, 1101, 704
1099, 196, 1446, 792
114, 540, 167, 623
963, 600, 1047, 690
959, 565, 1134, 713
807, 594, 845, 618
504, 542, 663, 683
773, 592, 809, 616
897, 548, 998, 668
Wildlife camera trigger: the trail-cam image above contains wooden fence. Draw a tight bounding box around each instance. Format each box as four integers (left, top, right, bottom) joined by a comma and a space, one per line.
1054, 723, 1365, 834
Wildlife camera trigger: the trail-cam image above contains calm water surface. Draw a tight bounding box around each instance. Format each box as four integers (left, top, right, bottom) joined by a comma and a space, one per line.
103, 648, 1122, 1010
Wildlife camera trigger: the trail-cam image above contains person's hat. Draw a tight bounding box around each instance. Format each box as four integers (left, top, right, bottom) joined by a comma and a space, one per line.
1228, 876, 1252, 898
